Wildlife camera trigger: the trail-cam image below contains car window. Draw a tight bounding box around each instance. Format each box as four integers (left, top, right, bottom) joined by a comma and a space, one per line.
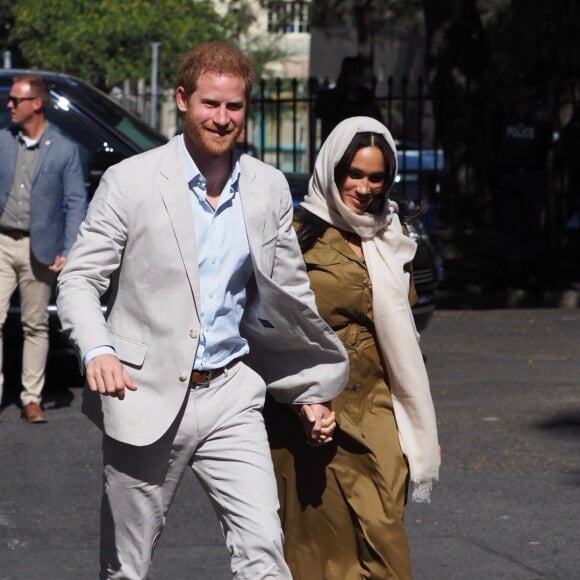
113, 115, 164, 150
1, 73, 166, 152
1, 76, 167, 197
51, 79, 166, 150
1, 93, 127, 184
47, 104, 128, 180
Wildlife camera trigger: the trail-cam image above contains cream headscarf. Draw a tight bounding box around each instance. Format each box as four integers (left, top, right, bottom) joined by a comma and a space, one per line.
302, 116, 440, 502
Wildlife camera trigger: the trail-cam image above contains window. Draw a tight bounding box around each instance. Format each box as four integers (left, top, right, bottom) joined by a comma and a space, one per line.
267, 1, 310, 34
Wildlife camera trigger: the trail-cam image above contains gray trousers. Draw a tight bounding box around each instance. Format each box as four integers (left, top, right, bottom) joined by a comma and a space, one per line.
99, 361, 292, 580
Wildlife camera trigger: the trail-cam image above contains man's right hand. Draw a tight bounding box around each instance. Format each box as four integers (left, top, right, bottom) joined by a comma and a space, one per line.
85, 354, 138, 400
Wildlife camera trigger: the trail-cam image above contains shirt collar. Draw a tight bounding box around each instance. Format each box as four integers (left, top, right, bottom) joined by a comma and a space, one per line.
179, 133, 241, 197
18, 121, 48, 149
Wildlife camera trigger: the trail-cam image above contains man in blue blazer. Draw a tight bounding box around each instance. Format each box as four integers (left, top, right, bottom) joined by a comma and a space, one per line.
0, 75, 86, 422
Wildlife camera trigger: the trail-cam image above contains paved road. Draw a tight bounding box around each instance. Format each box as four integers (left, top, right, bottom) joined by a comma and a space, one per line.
1, 309, 579, 579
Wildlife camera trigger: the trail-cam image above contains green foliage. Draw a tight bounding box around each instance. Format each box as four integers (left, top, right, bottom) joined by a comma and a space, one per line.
10, 0, 232, 89
223, 0, 288, 79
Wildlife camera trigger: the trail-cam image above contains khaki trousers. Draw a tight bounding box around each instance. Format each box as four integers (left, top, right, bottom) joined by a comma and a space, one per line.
0, 234, 55, 406
99, 361, 292, 580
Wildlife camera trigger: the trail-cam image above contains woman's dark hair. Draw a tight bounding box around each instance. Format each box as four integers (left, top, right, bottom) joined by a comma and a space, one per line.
334, 131, 397, 215
294, 206, 329, 253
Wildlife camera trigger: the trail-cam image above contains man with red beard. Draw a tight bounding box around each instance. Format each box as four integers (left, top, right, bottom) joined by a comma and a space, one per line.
57, 41, 348, 579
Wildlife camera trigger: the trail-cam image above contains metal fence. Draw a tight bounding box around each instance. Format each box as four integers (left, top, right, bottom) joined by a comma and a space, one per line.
115, 76, 441, 174
241, 77, 440, 175
117, 77, 580, 257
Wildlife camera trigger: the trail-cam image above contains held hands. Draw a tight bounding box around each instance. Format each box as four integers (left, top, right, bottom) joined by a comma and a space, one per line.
295, 402, 336, 446
85, 354, 138, 400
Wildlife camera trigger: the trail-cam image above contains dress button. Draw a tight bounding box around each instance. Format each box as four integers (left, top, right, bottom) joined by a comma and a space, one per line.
179, 371, 189, 382
189, 328, 199, 339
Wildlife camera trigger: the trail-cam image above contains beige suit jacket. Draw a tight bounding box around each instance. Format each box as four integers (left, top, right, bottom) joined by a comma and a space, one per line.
56, 137, 348, 446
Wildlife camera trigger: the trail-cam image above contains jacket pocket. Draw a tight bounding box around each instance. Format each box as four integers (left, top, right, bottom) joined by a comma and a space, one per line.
109, 332, 148, 368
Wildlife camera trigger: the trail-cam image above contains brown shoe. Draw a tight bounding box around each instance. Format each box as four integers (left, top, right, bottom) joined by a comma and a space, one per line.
22, 402, 47, 423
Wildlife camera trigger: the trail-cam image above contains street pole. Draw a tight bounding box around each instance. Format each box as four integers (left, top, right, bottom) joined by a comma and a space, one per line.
150, 42, 161, 130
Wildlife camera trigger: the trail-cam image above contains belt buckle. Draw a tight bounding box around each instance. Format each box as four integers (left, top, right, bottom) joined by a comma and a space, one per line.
190, 370, 211, 385
190, 359, 239, 387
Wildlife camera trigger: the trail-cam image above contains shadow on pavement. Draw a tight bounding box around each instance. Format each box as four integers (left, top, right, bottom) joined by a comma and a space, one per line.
535, 410, 580, 438
1, 343, 82, 411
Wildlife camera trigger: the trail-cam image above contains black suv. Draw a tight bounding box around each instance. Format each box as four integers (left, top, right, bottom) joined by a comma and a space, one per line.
1, 69, 168, 352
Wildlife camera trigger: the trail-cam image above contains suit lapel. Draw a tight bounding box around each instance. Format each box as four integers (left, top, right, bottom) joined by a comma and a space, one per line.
239, 155, 267, 269
156, 147, 268, 312
157, 138, 202, 313
30, 125, 55, 187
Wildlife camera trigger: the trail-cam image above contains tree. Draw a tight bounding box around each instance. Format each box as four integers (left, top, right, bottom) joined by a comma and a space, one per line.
8, 0, 282, 91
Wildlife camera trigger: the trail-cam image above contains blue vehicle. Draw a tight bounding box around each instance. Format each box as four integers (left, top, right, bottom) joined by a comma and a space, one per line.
394, 143, 445, 233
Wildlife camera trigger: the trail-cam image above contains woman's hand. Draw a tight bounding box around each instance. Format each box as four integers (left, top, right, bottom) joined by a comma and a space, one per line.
294, 402, 336, 446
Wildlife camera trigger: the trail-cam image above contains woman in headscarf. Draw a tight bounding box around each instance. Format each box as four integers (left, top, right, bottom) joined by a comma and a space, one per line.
266, 116, 440, 579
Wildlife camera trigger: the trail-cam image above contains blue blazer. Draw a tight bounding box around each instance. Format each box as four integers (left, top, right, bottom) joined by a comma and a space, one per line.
0, 124, 87, 265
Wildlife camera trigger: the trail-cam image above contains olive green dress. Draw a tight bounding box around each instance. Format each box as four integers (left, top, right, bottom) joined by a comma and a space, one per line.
266, 225, 414, 580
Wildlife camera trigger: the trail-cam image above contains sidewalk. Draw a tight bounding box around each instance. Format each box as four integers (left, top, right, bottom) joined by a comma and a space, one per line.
408, 309, 580, 580
1, 310, 579, 579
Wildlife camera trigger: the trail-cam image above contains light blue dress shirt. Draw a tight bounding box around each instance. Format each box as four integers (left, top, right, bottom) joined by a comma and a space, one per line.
84, 136, 253, 370
180, 136, 253, 370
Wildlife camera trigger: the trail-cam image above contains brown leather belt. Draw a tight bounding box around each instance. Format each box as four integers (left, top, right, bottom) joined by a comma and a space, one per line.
0, 228, 30, 240
190, 358, 240, 385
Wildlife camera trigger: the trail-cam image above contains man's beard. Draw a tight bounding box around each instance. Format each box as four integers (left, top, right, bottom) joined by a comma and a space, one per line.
185, 119, 242, 157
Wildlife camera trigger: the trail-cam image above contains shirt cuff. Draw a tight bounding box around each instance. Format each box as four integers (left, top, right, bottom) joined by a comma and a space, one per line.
84, 345, 116, 367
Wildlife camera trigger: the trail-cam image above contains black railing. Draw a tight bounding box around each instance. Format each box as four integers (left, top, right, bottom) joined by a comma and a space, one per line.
245, 77, 578, 242
123, 76, 580, 259
242, 76, 444, 233
245, 76, 441, 178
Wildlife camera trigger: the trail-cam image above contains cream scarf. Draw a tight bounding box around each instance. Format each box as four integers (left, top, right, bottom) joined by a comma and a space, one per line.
301, 116, 440, 502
